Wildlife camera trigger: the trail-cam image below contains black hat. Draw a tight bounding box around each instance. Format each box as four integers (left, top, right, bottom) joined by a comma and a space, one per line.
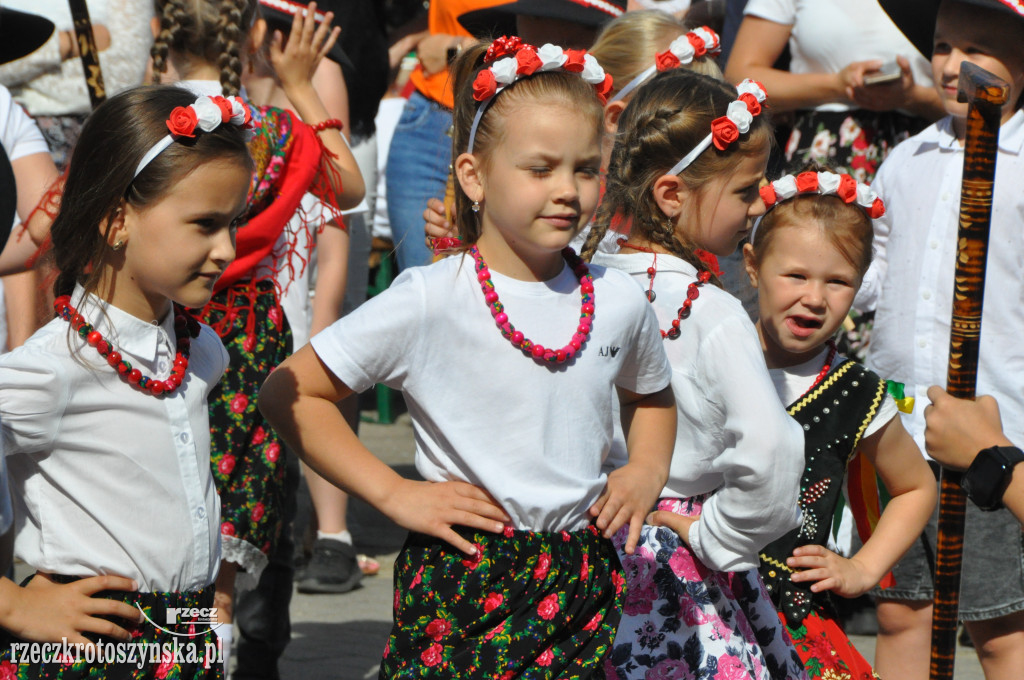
879, 0, 1023, 60
0, 7, 56, 65
458, 0, 627, 41
257, 0, 354, 73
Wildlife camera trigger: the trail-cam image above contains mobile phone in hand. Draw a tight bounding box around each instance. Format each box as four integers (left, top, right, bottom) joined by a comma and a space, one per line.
864, 59, 901, 86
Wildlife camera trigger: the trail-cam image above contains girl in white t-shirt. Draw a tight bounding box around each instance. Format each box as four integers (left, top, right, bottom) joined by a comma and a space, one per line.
741, 168, 936, 679
260, 38, 676, 678
0, 85, 253, 677
581, 69, 808, 680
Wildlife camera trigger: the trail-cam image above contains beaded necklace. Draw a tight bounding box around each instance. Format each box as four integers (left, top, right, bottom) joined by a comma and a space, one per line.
616, 238, 711, 340
798, 340, 838, 399
54, 295, 201, 396
469, 245, 594, 364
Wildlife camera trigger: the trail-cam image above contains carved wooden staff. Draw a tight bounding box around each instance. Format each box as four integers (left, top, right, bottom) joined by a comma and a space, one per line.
930, 61, 1008, 680
67, 0, 106, 108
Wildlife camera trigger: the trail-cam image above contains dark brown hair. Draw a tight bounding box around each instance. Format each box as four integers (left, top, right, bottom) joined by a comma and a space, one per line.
749, 164, 874, 276
51, 85, 253, 299
151, 0, 257, 96
580, 69, 772, 278
449, 42, 606, 245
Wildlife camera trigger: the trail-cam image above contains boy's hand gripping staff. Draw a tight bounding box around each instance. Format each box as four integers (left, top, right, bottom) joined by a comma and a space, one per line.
930, 61, 1009, 680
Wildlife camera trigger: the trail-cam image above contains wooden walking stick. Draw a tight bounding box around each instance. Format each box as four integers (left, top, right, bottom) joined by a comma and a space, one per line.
929, 61, 1009, 680
67, 0, 106, 108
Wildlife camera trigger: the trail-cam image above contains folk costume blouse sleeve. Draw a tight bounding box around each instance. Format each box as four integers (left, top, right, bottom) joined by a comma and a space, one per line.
685, 312, 805, 572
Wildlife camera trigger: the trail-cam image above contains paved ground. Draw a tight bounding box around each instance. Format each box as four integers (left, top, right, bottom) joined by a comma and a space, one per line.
279, 412, 986, 680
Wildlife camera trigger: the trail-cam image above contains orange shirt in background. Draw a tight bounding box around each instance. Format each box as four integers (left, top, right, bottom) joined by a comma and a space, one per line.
408, 0, 508, 110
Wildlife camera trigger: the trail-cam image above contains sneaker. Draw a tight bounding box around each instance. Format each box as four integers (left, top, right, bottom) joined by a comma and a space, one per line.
295, 538, 363, 594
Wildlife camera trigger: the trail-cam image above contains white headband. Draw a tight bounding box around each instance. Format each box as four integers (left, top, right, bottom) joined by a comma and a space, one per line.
134, 95, 252, 178
609, 26, 721, 104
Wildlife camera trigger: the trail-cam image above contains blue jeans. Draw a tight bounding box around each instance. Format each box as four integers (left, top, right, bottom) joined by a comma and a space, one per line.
385, 91, 453, 271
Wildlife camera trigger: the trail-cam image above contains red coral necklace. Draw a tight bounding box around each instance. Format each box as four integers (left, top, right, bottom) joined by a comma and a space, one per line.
616, 239, 711, 340
54, 295, 200, 396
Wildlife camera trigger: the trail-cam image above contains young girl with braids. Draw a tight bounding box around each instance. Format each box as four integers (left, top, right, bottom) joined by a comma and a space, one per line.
581, 68, 808, 680
742, 169, 935, 680
260, 38, 677, 678
149, 0, 364, 644
0, 85, 252, 678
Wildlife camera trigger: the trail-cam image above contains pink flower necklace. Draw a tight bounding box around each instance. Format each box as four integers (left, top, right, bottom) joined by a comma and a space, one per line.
617, 238, 711, 340
54, 295, 200, 396
470, 245, 594, 364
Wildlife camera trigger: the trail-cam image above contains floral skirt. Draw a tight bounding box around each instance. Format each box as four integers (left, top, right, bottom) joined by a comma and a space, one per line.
0, 575, 222, 679
199, 281, 293, 580
780, 610, 878, 680
606, 497, 808, 680
380, 524, 624, 679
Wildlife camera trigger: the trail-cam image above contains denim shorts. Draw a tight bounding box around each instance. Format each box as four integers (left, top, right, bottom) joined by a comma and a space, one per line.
873, 473, 1024, 621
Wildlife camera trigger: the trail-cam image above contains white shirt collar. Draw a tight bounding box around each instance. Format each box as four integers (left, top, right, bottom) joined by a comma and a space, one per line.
600, 250, 699, 278
70, 284, 176, 364
933, 109, 1024, 155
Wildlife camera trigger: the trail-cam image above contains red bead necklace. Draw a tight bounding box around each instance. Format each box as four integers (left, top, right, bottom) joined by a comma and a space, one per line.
799, 340, 838, 398
470, 245, 594, 364
54, 295, 201, 397
616, 238, 711, 340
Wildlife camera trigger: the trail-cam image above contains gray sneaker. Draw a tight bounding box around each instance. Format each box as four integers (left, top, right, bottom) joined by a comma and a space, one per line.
295, 538, 363, 594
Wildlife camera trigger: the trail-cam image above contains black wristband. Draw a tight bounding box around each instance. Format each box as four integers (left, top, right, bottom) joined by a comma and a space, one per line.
961, 446, 1024, 511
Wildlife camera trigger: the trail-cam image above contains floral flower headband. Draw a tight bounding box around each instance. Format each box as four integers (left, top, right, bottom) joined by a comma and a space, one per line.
467, 36, 613, 154
750, 171, 885, 243
667, 79, 767, 176
609, 26, 721, 103
134, 95, 253, 178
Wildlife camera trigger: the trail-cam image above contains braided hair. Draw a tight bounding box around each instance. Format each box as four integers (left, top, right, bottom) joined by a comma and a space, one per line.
150, 0, 257, 96
581, 69, 772, 282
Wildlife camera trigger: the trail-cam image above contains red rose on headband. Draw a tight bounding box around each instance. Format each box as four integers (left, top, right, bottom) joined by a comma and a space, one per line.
473, 69, 498, 101
869, 197, 885, 219
563, 49, 586, 72
687, 32, 706, 58
796, 171, 818, 193
211, 96, 234, 123
516, 47, 542, 76
738, 92, 761, 116
656, 49, 681, 72
167, 106, 198, 138
710, 115, 739, 150
759, 184, 777, 207
595, 73, 614, 104
837, 174, 858, 203
485, 35, 523, 63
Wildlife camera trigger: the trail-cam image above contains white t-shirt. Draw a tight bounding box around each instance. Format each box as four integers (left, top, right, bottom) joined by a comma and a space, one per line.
311, 255, 672, 533
742, 0, 933, 113
768, 346, 898, 439
592, 251, 804, 572
0, 286, 229, 592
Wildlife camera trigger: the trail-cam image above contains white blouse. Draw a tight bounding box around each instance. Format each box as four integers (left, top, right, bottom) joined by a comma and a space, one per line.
0, 287, 228, 592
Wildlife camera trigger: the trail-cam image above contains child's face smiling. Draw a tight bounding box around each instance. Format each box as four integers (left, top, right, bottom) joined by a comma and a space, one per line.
472, 101, 602, 280
932, 1, 1024, 127
745, 219, 862, 369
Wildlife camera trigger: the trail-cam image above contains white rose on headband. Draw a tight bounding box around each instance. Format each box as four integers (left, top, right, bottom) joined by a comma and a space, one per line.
856, 183, 877, 208
736, 79, 767, 102
192, 97, 223, 133
774, 175, 798, 200
537, 43, 567, 71
491, 57, 518, 85
692, 27, 716, 50
726, 100, 753, 133
668, 36, 695, 63
817, 172, 841, 194
230, 98, 248, 125
581, 54, 607, 85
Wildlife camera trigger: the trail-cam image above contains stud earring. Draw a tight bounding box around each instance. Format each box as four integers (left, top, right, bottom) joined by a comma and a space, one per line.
112, 240, 124, 252
471, 201, 480, 213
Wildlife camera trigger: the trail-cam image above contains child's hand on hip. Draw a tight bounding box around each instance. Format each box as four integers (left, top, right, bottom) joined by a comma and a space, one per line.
787, 544, 875, 598
3, 572, 142, 644
645, 510, 699, 548
589, 461, 664, 555
383, 479, 511, 556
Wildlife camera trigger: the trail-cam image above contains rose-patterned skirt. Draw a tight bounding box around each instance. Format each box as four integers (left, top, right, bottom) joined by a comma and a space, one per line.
0, 575, 222, 679
199, 281, 293, 580
606, 497, 808, 680
779, 611, 879, 680
380, 524, 624, 679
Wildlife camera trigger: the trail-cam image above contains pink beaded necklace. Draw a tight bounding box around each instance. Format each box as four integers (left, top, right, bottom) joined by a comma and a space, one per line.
54, 295, 200, 396
470, 245, 594, 364
616, 238, 711, 340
